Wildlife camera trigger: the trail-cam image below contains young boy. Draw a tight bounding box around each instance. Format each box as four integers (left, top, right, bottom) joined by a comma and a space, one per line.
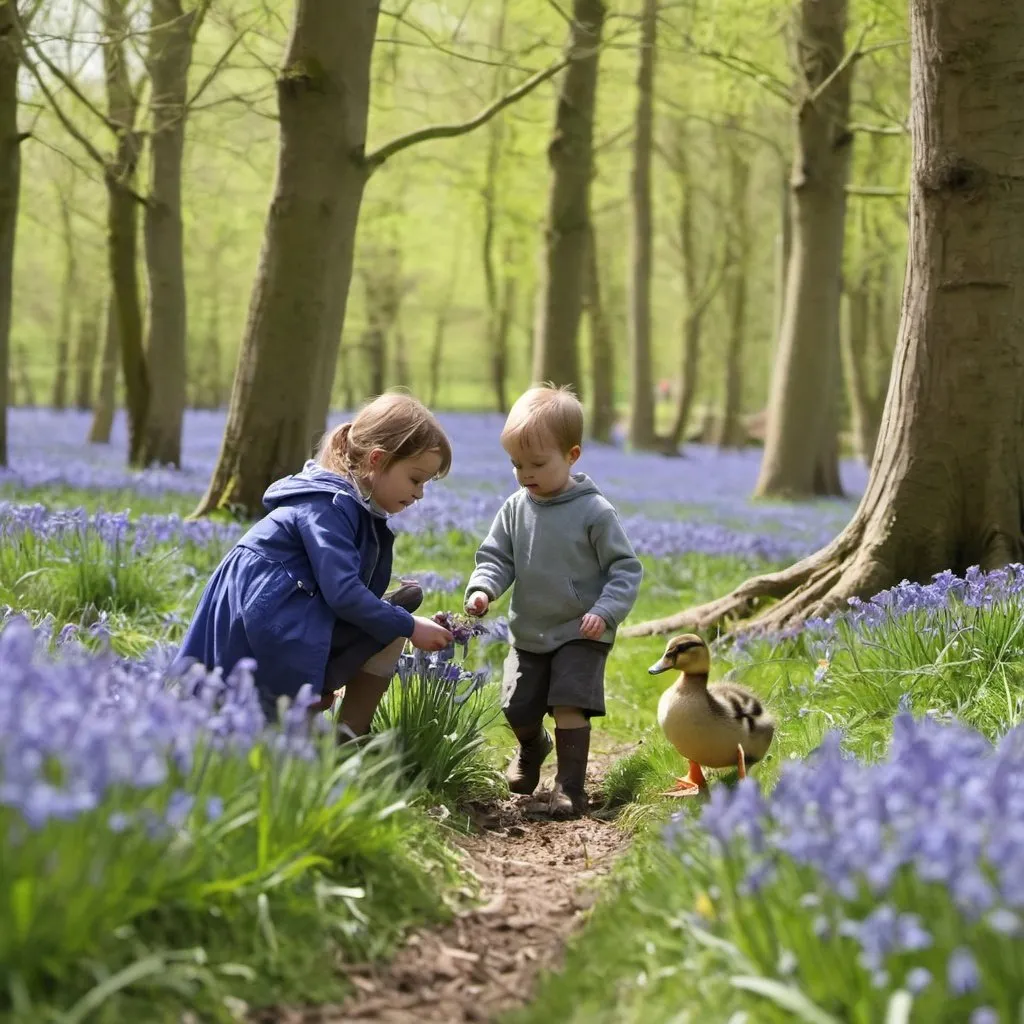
464, 384, 643, 818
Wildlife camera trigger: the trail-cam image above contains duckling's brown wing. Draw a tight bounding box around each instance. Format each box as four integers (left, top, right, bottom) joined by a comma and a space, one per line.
708, 684, 768, 731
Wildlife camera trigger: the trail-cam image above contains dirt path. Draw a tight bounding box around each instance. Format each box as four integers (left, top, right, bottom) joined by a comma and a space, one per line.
253, 759, 627, 1024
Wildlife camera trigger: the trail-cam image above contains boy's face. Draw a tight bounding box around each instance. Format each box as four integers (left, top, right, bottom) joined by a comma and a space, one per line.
504, 436, 581, 499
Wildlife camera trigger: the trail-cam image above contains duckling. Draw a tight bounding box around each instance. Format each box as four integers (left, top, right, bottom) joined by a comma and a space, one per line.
648, 633, 775, 797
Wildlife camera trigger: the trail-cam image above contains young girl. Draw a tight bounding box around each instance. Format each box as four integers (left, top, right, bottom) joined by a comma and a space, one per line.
176, 392, 455, 739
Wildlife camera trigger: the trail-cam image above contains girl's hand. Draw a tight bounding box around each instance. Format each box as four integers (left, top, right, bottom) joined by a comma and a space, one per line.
410, 616, 454, 652
580, 613, 606, 640
465, 591, 490, 616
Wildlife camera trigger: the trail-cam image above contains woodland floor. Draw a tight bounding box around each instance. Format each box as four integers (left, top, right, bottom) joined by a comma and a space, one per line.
250, 755, 628, 1024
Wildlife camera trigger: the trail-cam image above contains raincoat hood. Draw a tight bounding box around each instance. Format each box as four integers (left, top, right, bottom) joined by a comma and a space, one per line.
262, 461, 387, 518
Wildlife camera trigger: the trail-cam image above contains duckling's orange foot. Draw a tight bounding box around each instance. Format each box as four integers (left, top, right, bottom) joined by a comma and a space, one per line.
661, 761, 707, 797
662, 777, 706, 797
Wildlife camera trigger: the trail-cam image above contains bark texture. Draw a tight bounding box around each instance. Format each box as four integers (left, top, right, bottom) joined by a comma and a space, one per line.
623, 0, 1024, 639
141, 0, 195, 467
714, 140, 750, 449
194, 0, 379, 517
102, 0, 146, 465
626, 0, 657, 448
754, 0, 853, 497
531, 0, 604, 392
88, 295, 118, 444
0, 3, 21, 464
584, 222, 614, 443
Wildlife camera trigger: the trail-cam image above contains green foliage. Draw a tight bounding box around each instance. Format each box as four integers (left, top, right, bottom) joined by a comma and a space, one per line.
1, 735, 459, 1022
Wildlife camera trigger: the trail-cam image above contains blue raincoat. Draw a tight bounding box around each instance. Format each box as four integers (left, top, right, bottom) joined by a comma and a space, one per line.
176, 461, 414, 713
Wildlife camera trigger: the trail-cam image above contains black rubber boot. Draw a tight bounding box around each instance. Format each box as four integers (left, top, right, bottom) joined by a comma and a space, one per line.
548, 726, 591, 818
506, 725, 554, 795
383, 580, 423, 613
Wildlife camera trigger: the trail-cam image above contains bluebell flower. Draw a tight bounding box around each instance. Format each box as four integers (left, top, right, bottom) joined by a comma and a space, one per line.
947, 947, 980, 995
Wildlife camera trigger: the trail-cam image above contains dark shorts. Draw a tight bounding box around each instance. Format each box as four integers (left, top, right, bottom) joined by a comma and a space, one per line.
500, 640, 610, 726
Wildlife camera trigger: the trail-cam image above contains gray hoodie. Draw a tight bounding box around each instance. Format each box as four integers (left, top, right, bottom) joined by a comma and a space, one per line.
466, 473, 643, 653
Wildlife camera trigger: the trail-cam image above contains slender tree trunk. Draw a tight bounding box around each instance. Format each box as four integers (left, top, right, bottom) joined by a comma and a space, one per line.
141, 0, 195, 467
102, 0, 146, 465
494, 252, 516, 413
0, 2, 22, 464
584, 221, 614, 443
625, 0, 1024, 638
714, 140, 750, 449
194, 1, 379, 517
531, 0, 605, 392
428, 240, 462, 407
754, 0, 854, 498
626, 0, 657, 449
51, 190, 76, 410
840, 276, 878, 464
74, 300, 100, 411
666, 147, 701, 452
89, 294, 119, 444
772, 167, 791, 351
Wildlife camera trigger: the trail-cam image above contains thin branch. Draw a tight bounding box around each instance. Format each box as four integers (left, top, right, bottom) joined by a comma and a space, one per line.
805, 24, 897, 106
16, 17, 121, 135
363, 55, 571, 171
846, 184, 907, 197
849, 120, 906, 136
186, 21, 249, 109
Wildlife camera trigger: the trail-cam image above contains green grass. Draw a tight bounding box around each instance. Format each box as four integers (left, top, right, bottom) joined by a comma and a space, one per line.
7, 479, 1021, 1022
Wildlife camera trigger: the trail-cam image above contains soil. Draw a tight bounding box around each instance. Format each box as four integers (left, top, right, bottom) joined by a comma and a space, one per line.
251, 758, 627, 1024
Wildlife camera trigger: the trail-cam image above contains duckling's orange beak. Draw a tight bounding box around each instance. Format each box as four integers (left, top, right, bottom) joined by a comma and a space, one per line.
648, 656, 672, 675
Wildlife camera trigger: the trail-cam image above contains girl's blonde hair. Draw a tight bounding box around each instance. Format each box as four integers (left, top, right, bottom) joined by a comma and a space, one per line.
317, 392, 452, 480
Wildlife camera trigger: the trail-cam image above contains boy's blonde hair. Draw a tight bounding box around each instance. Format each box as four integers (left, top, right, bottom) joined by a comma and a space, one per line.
500, 383, 584, 454
317, 392, 452, 480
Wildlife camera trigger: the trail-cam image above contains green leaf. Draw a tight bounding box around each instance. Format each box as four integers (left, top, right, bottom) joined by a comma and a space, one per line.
730, 976, 842, 1024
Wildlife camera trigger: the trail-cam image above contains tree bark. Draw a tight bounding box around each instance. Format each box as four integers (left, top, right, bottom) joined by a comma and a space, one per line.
52, 189, 76, 411
0, 1, 21, 464
428, 240, 462, 408
840, 276, 879, 464
714, 140, 750, 449
88, 294, 119, 444
531, 0, 604, 392
74, 300, 100, 411
193, 0, 379, 517
753, 0, 854, 498
584, 221, 614, 443
623, 0, 1024, 639
102, 0, 146, 465
140, 0, 195, 467
626, 0, 657, 449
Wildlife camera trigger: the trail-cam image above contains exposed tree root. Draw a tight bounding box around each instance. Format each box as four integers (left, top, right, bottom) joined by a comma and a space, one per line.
622, 520, 869, 639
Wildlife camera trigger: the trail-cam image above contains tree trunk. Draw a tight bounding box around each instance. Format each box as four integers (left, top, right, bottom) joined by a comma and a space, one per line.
665, 146, 701, 453
584, 221, 614, 443
840, 277, 878, 464
626, 0, 657, 449
623, 0, 1024, 638
74, 300, 100, 411
88, 294, 119, 444
102, 0, 146, 465
753, 0, 854, 498
714, 140, 750, 449
140, 0, 195, 467
194, 0, 379, 518
0, 2, 21, 464
52, 191, 76, 411
772, 167, 791, 350
428, 241, 462, 407
494, 254, 516, 413
531, 0, 604, 393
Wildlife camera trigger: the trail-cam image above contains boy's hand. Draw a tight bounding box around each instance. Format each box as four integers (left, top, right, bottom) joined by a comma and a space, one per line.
580, 613, 606, 640
465, 591, 490, 616
410, 616, 453, 652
